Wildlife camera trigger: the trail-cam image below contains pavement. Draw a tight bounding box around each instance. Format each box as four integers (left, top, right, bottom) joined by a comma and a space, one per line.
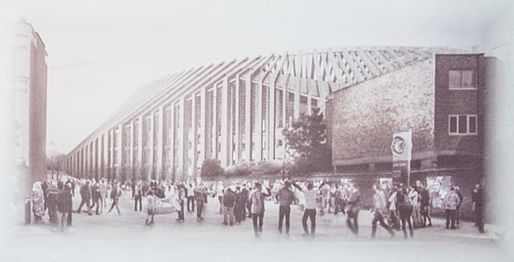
2, 192, 513, 262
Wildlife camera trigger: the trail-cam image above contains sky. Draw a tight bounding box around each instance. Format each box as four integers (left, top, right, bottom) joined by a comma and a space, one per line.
6, 0, 510, 154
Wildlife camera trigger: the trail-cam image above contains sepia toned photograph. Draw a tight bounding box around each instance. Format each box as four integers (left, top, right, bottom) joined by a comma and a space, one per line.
1, 1, 513, 261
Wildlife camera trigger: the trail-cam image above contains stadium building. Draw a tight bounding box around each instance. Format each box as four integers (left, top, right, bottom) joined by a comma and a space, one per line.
64, 47, 453, 182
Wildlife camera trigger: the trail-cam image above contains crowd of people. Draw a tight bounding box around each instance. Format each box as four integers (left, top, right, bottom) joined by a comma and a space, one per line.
30, 176, 486, 238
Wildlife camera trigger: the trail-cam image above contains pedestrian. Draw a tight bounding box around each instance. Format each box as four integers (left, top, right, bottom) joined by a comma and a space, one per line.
455, 186, 464, 226
275, 181, 295, 235
186, 183, 195, 212
249, 182, 271, 237
176, 184, 186, 222
76, 181, 92, 215
334, 184, 345, 215
234, 186, 246, 224
216, 182, 224, 214
397, 186, 414, 238
472, 184, 485, 233
443, 186, 461, 230
145, 190, 156, 225
409, 186, 422, 228
90, 182, 102, 215
387, 186, 400, 230
56, 183, 73, 232
108, 183, 122, 215
371, 184, 395, 239
194, 183, 206, 221
293, 181, 317, 238
222, 187, 236, 226
346, 184, 360, 237
134, 180, 143, 212
31, 181, 45, 224
416, 181, 432, 227
46, 182, 59, 225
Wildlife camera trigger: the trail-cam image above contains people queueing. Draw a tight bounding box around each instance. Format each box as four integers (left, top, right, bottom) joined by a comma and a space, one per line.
472, 183, 485, 233
222, 187, 236, 226
444, 186, 461, 230
371, 184, 395, 239
396, 186, 414, 238
249, 182, 271, 237
108, 182, 122, 215
76, 181, 92, 215
275, 181, 295, 235
134, 180, 143, 212
194, 183, 207, 221
56, 182, 73, 232
186, 183, 195, 212
346, 184, 360, 237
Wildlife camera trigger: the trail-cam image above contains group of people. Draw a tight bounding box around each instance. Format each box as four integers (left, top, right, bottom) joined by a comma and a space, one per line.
31, 175, 486, 238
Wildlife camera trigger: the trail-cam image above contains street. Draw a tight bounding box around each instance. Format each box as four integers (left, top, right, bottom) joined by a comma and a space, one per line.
2, 192, 512, 262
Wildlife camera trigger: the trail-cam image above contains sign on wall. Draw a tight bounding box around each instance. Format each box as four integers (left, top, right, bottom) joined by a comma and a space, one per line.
391, 129, 412, 185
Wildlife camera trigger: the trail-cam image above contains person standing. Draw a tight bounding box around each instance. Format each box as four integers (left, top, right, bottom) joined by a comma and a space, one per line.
472, 184, 485, 233
90, 182, 102, 215
134, 180, 143, 212
46, 182, 59, 225
234, 186, 246, 224
186, 183, 195, 212
108, 183, 122, 215
176, 184, 186, 222
371, 184, 395, 239
56, 183, 73, 232
416, 181, 432, 227
32, 182, 45, 224
194, 183, 206, 221
444, 186, 461, 229
275, 181, 295, 235
249, 182, 271, 237
346, 184, 360, 237
397, 186, 414, 238
293, 182, 317, 237
222, 187, 236, 226
455, 186, 464, 226
76, 181, 92, 215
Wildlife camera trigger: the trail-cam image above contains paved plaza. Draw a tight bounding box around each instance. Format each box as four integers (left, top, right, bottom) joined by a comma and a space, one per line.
2, 192, 513, 262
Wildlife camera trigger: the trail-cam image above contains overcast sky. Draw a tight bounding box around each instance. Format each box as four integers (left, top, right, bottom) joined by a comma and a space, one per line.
8, 0, 510, 153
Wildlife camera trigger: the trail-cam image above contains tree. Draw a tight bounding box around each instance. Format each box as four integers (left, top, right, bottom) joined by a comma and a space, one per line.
200, 159, 225, 178
282, 108, 332, 173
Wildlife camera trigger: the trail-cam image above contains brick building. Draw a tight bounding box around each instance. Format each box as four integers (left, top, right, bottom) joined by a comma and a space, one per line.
327, 53, 487, 217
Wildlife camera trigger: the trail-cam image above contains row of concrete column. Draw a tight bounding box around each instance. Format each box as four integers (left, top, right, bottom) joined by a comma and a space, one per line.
65, 57, 327, 182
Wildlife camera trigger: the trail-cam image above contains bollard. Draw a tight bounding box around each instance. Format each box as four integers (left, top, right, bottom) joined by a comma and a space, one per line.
25, 197, 31, 225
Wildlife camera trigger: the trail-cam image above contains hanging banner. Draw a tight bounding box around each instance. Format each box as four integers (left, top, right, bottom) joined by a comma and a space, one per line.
391, 129, 412, 184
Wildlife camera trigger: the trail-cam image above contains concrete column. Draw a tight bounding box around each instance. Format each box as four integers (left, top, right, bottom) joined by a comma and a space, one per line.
148, 113, 154, 180
168, 105, 175, 180
191, 94, 197, 177
212, 86, 218, 160
220, 77, 229, 167
129, 120, 135, 181
268, 81, 276, 160
245, 77, 252, 161
137, 115, 143, 180
307, 81, 313, 116
255, 79, 263, 161
234, 76, 240, 162
179, 96, 185, 179
156, 106, 164, 179
199, 87, 206, 167
294, 77, 300, 120
116, 124, 123, 181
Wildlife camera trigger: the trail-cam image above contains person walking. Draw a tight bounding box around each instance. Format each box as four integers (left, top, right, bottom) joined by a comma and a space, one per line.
76, 181, 92, 215
186, 183, 195, 212
176, 184, 186, 222
346, 184, 360, 237
275, 181, 295, 235
397, 186, 414, 238
234, 186, 247, 224
249, 182, 271, 237
416, 181, 432, 227
194, 183, 206, 221
222, 187, 236, 226
472, 184, 485, 233
90, 182, 102, 215
108, 183, 122, 215
371, 184, 395, 239
46, 182, 59, 225
444, 186, 461, 229
56, 183, 73, 232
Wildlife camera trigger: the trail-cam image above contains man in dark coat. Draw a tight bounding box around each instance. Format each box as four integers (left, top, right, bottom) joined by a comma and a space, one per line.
472, 184, 485, 233
76, 181, 92, 215
57, 183, 73, 232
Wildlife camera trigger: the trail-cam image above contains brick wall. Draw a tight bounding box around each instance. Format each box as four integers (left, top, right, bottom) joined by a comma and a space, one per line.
329, 59, 435, 164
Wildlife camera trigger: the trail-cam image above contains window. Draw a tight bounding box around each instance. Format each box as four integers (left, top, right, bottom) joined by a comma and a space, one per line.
449, 70, 476, 90
448, 114, 478, 135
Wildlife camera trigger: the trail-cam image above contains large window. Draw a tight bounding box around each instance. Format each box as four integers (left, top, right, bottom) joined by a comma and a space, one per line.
449, 70, 476, 90
448, 114, 478, 135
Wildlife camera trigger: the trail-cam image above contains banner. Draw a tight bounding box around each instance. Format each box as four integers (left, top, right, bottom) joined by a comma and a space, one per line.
391, 129, 412, 184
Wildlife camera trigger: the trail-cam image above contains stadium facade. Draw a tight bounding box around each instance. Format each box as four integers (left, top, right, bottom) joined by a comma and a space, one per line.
64, 47, 446, 182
